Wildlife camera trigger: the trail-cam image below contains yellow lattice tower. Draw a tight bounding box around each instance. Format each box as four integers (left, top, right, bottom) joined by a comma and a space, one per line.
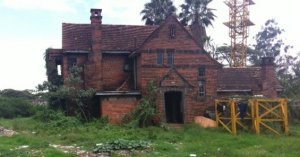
224, 0, 254, 67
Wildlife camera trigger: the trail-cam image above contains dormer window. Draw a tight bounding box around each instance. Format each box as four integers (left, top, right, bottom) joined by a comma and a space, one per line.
169, 25, 176, 38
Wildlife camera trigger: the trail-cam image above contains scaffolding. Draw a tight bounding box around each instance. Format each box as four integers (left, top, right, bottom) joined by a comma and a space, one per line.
215, 98, 289, 135
224, 0, 254, 67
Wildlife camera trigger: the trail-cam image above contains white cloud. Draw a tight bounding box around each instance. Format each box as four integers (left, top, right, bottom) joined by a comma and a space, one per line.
2, 0, 76, 13
94, 0, 147, 25
0, 38, 59, 90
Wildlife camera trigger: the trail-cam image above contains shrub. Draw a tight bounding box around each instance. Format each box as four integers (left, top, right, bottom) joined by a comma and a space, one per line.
34, 108, 81, 128
123, 81, 160, 127
0, 96, 35, 118
93, 139, 150, 153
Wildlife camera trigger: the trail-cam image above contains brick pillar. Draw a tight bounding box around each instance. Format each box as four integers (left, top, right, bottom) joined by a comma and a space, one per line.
85, 9, 103, 90
190, 23, 206, 48
261, 57, 280, 98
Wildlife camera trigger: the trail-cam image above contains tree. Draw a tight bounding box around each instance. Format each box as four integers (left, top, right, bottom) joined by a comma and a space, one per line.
179, 0, 216, 27
141, 0, 176, 25
179, 0, 216, 46
208, 44, 258, 66
251, 19, 292, 65
37, 66, 96, 121
252, 19, 300, 98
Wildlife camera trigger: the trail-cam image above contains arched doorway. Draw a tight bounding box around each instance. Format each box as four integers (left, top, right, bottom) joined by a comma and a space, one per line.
164, 91, 183, 123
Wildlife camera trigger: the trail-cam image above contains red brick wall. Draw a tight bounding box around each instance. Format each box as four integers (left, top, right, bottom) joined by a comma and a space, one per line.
101, 96, 138, 124
62, 54, 88, 80
102, 54, 130, 90
137, 16, 220, 123
261, 61, 280, 98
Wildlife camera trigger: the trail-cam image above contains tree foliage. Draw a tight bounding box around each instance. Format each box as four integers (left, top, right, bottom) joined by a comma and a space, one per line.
141, 0, 176, 25
251, 19, 293, 65
179, 0, 216, 27
252, 19, 299, 98
38, 66, 96, 122
123, 81, 159, 128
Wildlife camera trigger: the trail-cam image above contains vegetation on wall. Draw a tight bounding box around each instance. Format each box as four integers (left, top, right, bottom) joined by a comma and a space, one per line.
38, 66, 96, 122
44, 49, 63, 89
123, 81, 159, 127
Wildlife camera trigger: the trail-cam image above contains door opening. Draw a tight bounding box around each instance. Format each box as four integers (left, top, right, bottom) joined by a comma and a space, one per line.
164, 91, 183, 123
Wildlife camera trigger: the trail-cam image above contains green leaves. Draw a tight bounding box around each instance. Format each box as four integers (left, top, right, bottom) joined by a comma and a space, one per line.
141, 0, 176, 25
93, 139, 150, 153
179, 0, 216, 27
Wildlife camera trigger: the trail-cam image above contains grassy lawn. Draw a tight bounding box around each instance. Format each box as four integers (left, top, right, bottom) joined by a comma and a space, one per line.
0, 117, 299, 157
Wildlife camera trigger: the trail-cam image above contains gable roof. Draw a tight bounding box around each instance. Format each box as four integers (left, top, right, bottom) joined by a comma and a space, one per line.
137, 15, 203, 52
62, 23, 158, 51
217, 67, 262, 92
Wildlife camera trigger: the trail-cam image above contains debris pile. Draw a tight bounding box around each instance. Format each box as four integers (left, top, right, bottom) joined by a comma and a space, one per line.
49, 144, 111, 157
0, 126, 16, 137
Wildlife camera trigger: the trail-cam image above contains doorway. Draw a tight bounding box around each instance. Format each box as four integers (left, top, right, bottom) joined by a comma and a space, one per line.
164, 91, 183, 123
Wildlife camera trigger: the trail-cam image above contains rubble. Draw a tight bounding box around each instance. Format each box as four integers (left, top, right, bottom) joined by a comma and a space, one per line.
0, 126, 16, 137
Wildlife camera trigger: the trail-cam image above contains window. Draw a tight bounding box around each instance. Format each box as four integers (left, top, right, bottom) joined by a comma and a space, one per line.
169, 25, 176, 38
199, 80, 206, 96
68, 57, 77, 69
198, 66, 206, 96
167, 49, 174, 65
198, 66, 205, 78
157, 49, 164, 65
57, 65, 62, 76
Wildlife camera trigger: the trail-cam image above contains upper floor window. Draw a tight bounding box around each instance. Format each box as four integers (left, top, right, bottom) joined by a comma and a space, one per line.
169, 25, 176, 38
198, 66, 205, 78
167, 49, 174, 65
157, 49, 164, 65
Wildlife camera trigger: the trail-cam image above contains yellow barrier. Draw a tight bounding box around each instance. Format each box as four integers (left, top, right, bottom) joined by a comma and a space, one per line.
215, 98, 288, 135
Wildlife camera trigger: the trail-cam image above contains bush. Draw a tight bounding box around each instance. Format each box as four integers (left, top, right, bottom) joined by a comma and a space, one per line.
124, 81, 159, 128
0, 96, 35, 118
93, 139, 150, 153
34, 108, 81, 128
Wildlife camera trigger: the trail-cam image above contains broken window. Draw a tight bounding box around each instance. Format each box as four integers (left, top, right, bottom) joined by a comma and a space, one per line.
157, 49, 164, 65
169, 25, 176, 38
198, 66, 205, 78
198, 66, 206, 96
199, 79, 206, 96
68, 57, 77, 69
57, 65, 62, 76
167, 49, 174, 65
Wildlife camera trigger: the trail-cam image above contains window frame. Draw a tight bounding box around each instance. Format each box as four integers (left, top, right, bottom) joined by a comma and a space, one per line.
198, 66, 206, 96
156, 49, 164, 65
169, 24, 176, 38
167, 49, 174, 65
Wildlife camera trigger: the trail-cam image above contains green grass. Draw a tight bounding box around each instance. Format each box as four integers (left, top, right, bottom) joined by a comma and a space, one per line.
0, 118, 299, 157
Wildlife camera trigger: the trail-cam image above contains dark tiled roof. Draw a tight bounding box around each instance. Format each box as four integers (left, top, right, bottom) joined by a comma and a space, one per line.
62, 23, 92, 50
217, 67, 262, 91
62, 23, 158, 51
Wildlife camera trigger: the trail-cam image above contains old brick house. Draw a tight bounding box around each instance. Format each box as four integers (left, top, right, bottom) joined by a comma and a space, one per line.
46, 9, 282, 124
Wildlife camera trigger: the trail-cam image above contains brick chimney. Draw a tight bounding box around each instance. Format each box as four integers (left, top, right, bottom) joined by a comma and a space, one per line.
261, 57, 281, 98
90, 9, 102, 24
85, 9, 103, 90
190, 23, 206, 48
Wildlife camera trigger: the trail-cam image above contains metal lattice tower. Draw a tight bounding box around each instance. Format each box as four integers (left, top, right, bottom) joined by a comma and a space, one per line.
224, 0, 254, 67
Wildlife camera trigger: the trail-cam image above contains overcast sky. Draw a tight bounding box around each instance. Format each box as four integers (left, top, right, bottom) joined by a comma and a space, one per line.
0, 0, 299, 90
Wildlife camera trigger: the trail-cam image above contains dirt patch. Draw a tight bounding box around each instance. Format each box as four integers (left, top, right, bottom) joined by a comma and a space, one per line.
49, 144, 111, 157
0, 126, 17, 137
